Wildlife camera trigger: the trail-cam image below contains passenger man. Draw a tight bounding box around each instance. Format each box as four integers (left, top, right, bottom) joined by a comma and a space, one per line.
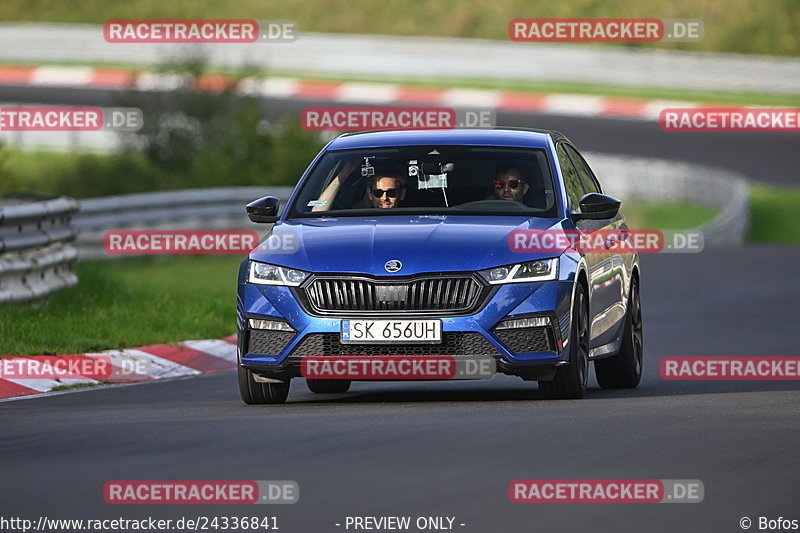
493, 163, 529, 202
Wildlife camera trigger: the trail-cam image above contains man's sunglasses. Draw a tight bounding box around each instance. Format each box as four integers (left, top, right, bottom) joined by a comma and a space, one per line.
494, 179, 525, 189
372, 188, 400, 198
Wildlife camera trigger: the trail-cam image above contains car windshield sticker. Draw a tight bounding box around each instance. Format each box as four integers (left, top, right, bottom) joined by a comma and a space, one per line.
307, 200, 327, 207
412, 157, 452, 207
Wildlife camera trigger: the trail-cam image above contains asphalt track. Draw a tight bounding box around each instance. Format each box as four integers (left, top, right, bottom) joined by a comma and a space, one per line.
1, 85, 799, 533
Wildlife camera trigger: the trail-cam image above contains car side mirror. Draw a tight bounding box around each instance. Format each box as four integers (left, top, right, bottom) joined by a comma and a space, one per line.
571, 193, 621, 220
246, 196, 280, 223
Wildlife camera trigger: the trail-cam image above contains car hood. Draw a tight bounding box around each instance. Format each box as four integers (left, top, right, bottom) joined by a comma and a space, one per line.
250, 215, 564, 276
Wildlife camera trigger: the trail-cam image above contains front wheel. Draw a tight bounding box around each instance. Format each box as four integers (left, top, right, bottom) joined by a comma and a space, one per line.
595, 277, 643, 389
539, 283, 590, 400
238, 366, 290, 404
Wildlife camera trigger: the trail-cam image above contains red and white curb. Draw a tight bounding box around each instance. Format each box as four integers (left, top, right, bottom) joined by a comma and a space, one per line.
0, 334, 237, 401
0, 64, 709, 122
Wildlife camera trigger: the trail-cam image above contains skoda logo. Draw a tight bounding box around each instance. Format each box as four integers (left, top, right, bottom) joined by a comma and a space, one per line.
384, 260, 402, 273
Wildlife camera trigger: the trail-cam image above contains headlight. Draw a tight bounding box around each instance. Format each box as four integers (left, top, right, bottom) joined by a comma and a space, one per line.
478, 258, 558, 284
248, 261, 310, 286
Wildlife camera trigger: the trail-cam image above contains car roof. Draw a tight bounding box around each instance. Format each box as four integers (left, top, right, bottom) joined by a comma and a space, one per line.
326, 128, 568, 151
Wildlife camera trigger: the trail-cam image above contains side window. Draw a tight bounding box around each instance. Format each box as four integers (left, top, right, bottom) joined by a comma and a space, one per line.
564, 144, 602, 194
557, 144, 585, 212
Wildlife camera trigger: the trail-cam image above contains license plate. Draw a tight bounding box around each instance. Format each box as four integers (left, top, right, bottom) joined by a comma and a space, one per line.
340, 319, 442, 344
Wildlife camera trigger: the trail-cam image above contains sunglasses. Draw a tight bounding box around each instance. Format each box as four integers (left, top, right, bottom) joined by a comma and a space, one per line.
372, 188, 400, 198
494, 179, 526, 189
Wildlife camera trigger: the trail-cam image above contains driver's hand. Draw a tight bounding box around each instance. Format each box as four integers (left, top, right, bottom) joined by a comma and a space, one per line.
339, 159, 359, 180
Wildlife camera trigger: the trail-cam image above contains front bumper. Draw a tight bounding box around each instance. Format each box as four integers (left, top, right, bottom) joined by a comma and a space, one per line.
237, 276, 574, 381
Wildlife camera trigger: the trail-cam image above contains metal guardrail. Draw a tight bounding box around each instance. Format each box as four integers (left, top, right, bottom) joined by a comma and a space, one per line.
585, 153, 750, 246
697, 174, 750, 246
0, 194, 79, 303
74, 187, 294, 259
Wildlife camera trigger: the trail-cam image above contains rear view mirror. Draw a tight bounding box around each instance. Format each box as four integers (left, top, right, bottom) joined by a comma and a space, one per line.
572, 193, 621, 220
246, 196, 280, 223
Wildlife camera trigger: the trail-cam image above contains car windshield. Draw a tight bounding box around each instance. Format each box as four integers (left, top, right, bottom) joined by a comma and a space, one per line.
288, 145, 558, 218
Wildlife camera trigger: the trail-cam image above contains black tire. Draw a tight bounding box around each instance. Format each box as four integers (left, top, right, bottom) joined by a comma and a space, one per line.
238, 366, 290, 404
539, 283, 590, 399
595, 277, 644, 389
306, 378, 351, 393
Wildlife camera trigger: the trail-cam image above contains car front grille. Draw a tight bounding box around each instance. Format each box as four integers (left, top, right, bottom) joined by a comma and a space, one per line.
493, 327, 555, 354
287, 332, 501, 358
300, 275, 485, 315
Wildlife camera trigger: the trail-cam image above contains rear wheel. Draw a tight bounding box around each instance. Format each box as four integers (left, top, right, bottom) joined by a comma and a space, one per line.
539, 283, 590, 399
306, 378, 351, 393
595, 277, 643, 389
238, 366, 290, 404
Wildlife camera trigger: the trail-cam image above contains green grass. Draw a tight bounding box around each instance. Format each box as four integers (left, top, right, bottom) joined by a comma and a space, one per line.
747, 184, 800, 243
0, 149, 157, 198
50, 382, 103, 392
624, 202, 718, 230
0, 256, 242, 355
0, 0, 798, 56
1, 149, 80, 197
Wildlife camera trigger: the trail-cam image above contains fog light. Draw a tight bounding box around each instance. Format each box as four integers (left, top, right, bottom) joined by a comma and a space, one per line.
249, 319, 294, 331
494, 316, 551, 330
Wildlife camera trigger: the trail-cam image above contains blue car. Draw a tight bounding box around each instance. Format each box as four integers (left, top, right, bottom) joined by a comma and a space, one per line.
237, 128, 643, 404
